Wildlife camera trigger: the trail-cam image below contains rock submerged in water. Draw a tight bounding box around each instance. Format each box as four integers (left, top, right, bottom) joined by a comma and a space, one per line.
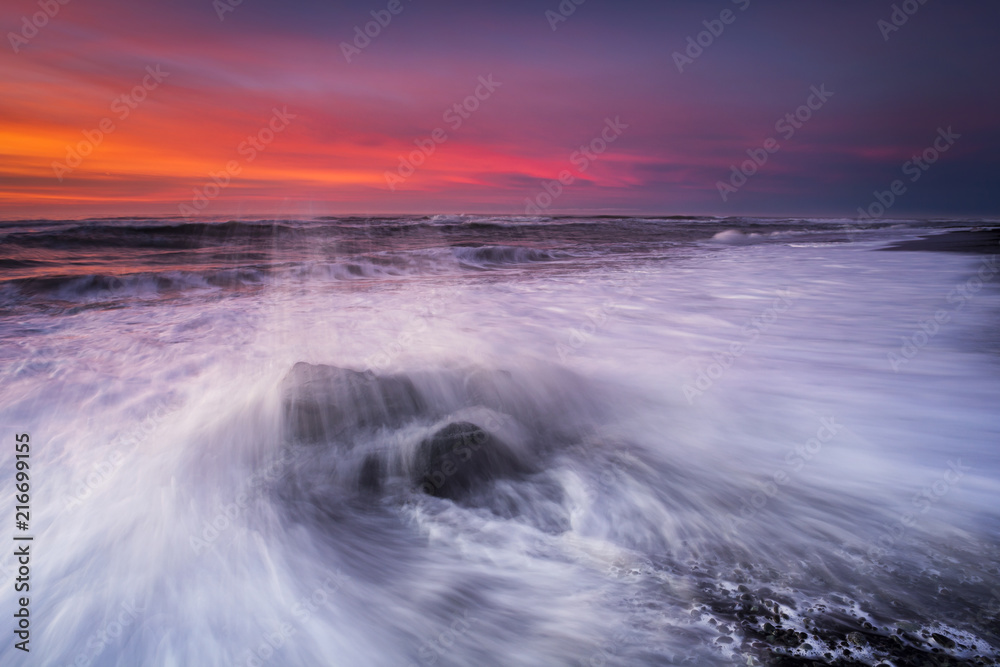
281, 363, 426, 443
281, 363, 541, 502
358, 454, 383, 495
414, 422, 529, 501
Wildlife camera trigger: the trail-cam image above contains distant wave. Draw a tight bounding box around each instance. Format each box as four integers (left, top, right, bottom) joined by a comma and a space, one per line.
0, 217, 967, 309
1, 221, 306, 249
451, 244, 567, 267
1, 269, 270, 303
0, 245, 572, 305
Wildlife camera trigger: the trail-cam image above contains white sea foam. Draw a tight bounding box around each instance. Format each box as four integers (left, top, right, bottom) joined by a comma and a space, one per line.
0, 219, 997, 665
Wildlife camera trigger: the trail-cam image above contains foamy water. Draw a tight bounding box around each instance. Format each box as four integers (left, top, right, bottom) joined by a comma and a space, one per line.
1, 217, 998, 666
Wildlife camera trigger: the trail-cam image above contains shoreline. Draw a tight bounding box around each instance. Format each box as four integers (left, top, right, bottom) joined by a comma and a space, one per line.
879, 228, 1000, 254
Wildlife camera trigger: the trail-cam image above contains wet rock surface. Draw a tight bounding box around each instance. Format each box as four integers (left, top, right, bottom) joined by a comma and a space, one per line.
691, 578, 999, 666
280, 364, 551, 508
281, 363, 426, 443
358, 454, 383, 495
413, 421, 531, 502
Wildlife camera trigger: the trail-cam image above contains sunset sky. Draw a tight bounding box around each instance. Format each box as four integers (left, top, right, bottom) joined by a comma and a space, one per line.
1, 0, 998, 219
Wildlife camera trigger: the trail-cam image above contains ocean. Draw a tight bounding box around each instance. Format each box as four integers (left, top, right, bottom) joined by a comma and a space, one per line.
1, 216, 998, 666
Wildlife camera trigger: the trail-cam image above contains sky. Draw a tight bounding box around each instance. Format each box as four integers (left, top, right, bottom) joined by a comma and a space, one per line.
1, 0, 998, 219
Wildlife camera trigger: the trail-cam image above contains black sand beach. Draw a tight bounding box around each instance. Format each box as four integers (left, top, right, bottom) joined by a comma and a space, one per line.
879, 228, 1000, 254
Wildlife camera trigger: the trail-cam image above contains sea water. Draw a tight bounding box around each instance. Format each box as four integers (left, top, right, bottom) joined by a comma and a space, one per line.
0, 216, 997, 666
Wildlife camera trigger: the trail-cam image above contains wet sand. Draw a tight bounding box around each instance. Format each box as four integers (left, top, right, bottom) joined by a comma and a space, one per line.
879, 228, 1000, 253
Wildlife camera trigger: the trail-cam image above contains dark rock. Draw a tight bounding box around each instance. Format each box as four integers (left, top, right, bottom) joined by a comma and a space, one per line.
414, 422, 529, 501
932, 633, 956, 649
359, 455, 382, 494
281, 363, 426, 443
